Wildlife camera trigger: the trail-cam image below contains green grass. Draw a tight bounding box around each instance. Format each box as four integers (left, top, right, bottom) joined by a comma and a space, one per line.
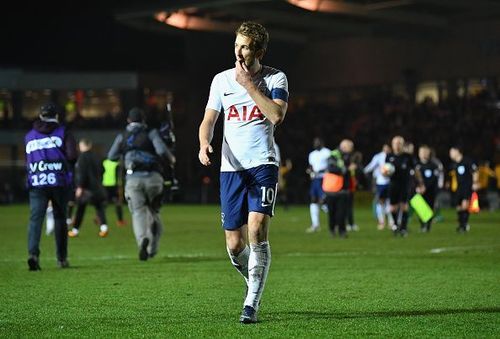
1, 201, 499, 338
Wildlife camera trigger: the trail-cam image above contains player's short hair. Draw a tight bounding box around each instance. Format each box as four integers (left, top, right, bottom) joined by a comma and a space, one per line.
450, 145, 463, 154
235, 21, 269, 52
79, 138, 92, 147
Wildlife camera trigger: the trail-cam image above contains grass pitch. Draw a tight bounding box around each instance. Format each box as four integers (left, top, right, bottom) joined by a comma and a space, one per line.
0, 202, 499, 338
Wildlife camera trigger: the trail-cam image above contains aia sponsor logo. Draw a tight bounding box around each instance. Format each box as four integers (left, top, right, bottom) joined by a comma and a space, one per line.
226, 105, 264, 121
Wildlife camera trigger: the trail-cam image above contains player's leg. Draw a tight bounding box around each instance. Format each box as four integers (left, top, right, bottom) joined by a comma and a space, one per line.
389, 182, 400, 232
457, 193, 471, 232
307, 179, 321, 232
399, 202, 410, 236
225, 227, 249, 283
94, 198, 108, 238
114, 186, 125, 225
45, 201, 55, 235
28, 188, 49, 270
220, 171, 250, 283
244, 211, 271, 321
375, 185, 386, 229
423, 190, 436, 232
68, 201, 86, 237
66, 189, 76, 226
241, 165, 278, 323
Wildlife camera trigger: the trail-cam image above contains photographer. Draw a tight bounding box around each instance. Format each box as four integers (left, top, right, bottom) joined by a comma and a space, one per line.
107, 107, 175, 260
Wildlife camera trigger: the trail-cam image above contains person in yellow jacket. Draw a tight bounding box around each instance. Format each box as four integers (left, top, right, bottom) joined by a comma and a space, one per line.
102, 159, 126, 226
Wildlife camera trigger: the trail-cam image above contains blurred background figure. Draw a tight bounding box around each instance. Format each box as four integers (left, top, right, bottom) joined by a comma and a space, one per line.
364, 144, 394, 230
416, 145, 440, 232
386, 136, 425, 237
306, 137, 331, 233
102, 158, 126, 227
68, 138, 108, 238
323, 149, 350, 238
448, 146, 479, 233
339, 139, 361, 232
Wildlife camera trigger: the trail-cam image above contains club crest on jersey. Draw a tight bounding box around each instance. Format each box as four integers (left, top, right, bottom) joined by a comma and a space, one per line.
227, 105, 264, 121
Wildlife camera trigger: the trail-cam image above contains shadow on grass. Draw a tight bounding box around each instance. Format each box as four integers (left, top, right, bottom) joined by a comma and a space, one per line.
277, 307, 500, 320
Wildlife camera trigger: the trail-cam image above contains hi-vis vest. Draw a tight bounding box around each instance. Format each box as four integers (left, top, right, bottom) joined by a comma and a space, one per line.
102, 159, 119, 187
322, 150, 345, 193
322, 173, 344, 193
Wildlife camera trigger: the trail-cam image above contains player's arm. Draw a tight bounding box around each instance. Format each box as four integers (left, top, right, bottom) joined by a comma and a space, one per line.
414, 165, 426, 194
472, 164, 480, 191
235, 61, 287, 125
198, 109, 220, 166
363, 156, 378, 174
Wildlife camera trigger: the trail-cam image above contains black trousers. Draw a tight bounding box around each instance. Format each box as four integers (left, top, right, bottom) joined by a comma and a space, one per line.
325, 191, 349, 235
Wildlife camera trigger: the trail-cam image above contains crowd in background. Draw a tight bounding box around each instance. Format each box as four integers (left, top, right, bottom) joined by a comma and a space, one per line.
1, 89, 499, 204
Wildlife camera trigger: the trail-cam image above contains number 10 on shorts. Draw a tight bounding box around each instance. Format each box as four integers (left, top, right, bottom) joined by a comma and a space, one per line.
261, 186, 277, 207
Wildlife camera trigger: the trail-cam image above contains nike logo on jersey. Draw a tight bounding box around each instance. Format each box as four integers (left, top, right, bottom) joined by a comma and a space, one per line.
223, 92, 235, 96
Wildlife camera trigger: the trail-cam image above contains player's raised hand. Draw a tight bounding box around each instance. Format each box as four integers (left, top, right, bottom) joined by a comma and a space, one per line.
235, 59, 252, 89
199, 144, 213, 166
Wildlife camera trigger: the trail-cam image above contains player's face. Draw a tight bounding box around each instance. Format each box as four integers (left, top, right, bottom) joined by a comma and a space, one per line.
392, 137, 404, 154
449, 148, 459, 161
234, 34, 262, 68
419, 147, 430, 161
313, 138, 323, 149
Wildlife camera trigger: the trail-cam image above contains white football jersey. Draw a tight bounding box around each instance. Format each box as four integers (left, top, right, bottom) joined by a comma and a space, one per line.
364, 151, 390, 185
206, 65, 289, 172
308, 147, 331, 178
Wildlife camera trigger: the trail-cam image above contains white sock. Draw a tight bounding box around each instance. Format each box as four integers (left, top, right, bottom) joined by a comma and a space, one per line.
386, 202, 395, 226
244, 241, 271, 310
71, 227, 79, 235
310, 203, 320, 228
375, 203, 384, 225
227, 245, 250, 285
100, 224, 108, 232
45, 206, 54, 235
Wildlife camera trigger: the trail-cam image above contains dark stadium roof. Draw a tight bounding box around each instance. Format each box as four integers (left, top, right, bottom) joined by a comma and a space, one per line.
114, 0, 500, 41
2, 0, 500, 70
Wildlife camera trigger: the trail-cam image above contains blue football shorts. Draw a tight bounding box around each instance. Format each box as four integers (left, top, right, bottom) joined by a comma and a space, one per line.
309, 177, 324, 200
220, 164, 279, 230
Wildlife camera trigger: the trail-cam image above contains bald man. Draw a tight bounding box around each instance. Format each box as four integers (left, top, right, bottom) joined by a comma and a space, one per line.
385, 136, 424, 237
339, 139, 360, 232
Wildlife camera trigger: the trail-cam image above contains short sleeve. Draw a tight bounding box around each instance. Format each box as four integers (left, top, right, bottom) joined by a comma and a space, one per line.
270, 72, 289, 102
206, 74, 222, 112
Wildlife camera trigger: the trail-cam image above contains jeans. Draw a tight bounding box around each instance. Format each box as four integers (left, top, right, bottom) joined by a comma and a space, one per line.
28, 187, 69, 261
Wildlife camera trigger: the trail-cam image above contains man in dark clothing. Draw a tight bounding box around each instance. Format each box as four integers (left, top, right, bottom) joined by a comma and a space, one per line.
68, 138, 108, 238
449, 146, 479, 233
386, 136, 425, 237
339, 139, 361, 232
107, 107, 175, 260
24, 102, 77, 270
324, 147, 352, 238
416, 145, 440, 232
